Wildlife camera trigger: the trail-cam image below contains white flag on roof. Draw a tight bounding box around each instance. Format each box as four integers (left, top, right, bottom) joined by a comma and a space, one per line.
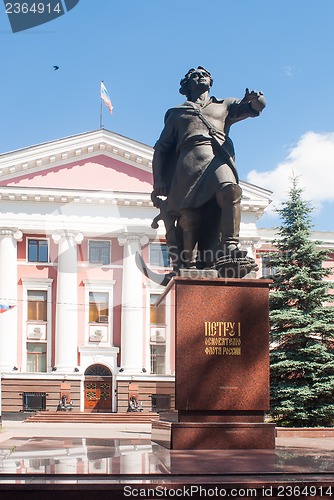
101, 81, 113, 114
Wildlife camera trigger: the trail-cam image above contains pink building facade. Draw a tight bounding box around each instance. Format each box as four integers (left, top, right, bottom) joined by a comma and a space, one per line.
0, 129, 332, 414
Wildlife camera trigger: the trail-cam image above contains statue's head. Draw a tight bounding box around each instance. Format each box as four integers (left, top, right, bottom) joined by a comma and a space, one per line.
179, 66, 213, 99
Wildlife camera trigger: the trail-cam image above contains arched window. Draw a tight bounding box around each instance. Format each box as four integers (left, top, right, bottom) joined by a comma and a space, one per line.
84, 364, 112, 377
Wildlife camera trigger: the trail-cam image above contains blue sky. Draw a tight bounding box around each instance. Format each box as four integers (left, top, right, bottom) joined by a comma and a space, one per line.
1, 0, 334, 231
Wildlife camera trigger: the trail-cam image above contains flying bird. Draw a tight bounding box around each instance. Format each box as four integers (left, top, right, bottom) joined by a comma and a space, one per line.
53, 66, 59, 71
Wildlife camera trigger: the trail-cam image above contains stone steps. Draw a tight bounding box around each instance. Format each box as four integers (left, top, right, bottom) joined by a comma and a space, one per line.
24, 411, 160, 424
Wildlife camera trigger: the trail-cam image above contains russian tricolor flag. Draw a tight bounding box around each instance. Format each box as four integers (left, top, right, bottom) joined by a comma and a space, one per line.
101, 81, 113, 114
0, 304, 15, 314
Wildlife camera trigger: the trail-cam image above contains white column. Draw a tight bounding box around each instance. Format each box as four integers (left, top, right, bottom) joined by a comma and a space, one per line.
52, 231, 83, 373
241, 240, 255, 259
241, 239, 261, 278
118, 234, 148, 374
0, 229, 22, 372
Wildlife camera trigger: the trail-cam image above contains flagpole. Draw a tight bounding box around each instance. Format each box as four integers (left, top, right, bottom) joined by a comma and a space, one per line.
100, 81, 103, 129
100, 97, 103, 129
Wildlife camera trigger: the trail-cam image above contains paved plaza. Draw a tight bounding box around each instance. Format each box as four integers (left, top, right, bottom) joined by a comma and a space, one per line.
0, 416, 333, 499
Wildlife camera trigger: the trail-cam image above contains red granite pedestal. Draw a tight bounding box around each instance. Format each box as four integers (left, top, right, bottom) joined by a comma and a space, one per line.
151, 277, 276, 450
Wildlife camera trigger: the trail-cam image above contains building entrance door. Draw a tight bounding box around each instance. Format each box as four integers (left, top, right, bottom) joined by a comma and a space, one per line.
84, 364, 112, 413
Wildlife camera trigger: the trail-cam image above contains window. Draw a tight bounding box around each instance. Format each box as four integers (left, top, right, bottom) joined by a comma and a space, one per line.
89, 240, 111, 265
149, 243, 170, 267
89, 292, 109, 323
150, 345, 166, 374
27, 291, 47, 321
261, 255, 278, 279
150, 294, 166, 325
28, 239, 48, 263
150, 293, 166, 374
27, 342, 47, 372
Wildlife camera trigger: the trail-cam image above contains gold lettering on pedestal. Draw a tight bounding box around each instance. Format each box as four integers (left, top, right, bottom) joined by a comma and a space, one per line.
204, 321, 241, 355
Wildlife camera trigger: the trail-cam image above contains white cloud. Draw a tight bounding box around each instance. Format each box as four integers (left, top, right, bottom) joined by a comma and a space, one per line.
247, 131, 334, 215
283, 66, 294, 77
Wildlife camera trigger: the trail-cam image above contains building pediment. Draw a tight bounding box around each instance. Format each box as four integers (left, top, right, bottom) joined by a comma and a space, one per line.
0, 129, 153, 193
239, 180, 272, 215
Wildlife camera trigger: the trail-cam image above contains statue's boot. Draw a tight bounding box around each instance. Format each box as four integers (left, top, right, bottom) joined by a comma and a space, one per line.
179, 210, 202, 268
216, 183, 247, 258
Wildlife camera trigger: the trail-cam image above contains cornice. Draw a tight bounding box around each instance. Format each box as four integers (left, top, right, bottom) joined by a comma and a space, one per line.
257, 227, 334, 247
239, 181, 272, 216
240, 179, 272, 197
0, 186, 154, 207
240, 198, 271, 214
0, 184, 270, 214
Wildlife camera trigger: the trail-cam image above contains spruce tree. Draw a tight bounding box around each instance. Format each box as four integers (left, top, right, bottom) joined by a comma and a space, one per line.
268, 177, 334, 426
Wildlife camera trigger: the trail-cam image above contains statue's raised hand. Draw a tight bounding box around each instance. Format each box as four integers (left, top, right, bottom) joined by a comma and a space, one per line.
244, 88, 266, 112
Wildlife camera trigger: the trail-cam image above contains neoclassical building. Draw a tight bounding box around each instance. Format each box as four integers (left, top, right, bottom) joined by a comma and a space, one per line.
0, 129, 332, 414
